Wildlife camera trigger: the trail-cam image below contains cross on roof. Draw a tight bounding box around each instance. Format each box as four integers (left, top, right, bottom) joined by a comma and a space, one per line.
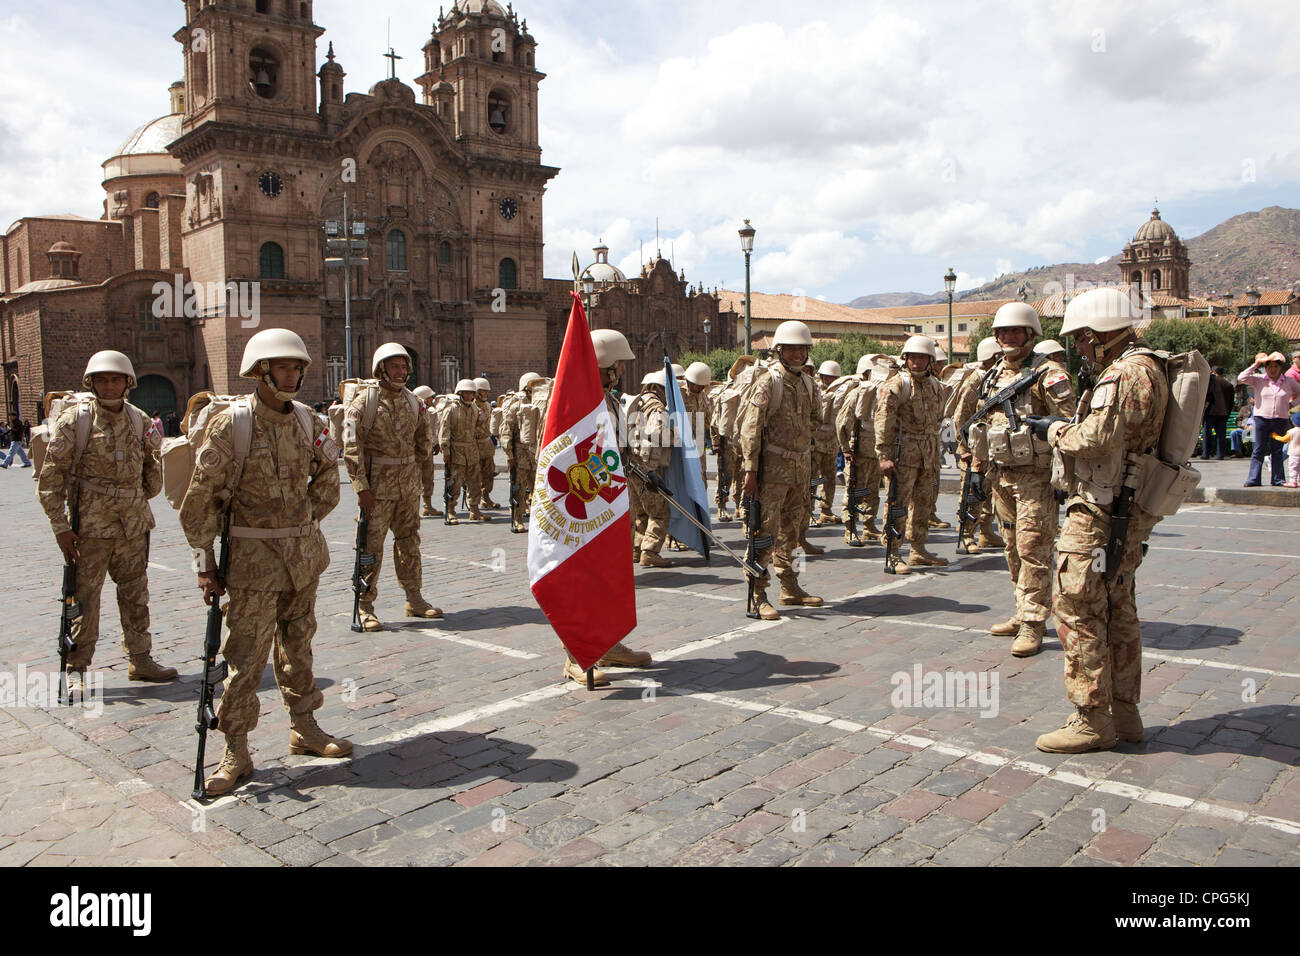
384, 47, 402, 79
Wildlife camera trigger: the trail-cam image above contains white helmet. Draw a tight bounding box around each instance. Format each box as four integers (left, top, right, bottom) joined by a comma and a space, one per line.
772, 320, 813, 347
671, 363, 685, 379
1034, 339, 1066, 358
455, 378, 478, 395
901, 335, 937, 359
83, 350, 137, 391
641, 369, 668, 389
855, 354, 880, 375
684, 362, 711, 387
591, 329, 635, 367
1062, 287, 1140, 335
976, 337, 999, 363
371, 342, 411, 380
239, 329, 312, 378
992, 302, 1042, 336
519, 372, 543, 391
817, 360, 842, 378
934, 345, 948, 362
473, 377, 491, 392
413, 385, 435, 402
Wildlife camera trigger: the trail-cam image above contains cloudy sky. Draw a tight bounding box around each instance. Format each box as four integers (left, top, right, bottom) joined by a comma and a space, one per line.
3, 0, 1299, 302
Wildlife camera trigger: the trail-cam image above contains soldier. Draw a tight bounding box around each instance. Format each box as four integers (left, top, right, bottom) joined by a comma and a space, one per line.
1030, 287, 1166, 752
969, 304, 1076, 655
739, 321, 823, 620
37, 350, 178, 693
837, 353, 886, 544
952, 337, 1005, 550
343, 343, 442, 631
414, 385, 444, 518
502, 371, 543, 534
682, 362, 712, 484
474, 377, 500, 510
1034, 339, 1067, 364
439, 380, 489, 524
628, 369, 673, 568
810, 360, 843, 529
711, 355, 756, 523
875, 335, 947, 572
180, 329, 349, 795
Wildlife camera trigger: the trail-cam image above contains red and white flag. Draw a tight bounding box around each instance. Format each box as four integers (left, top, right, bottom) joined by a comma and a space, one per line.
527, 293, 637, 670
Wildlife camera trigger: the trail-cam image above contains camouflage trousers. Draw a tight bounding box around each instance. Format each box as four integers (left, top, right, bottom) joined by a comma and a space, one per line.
217, 582, 324, 736
67, 534, 153, 668
358, 494, 424, 608
811, 450, 838, 519
421, 458, 438, 499
1053, 504, 1160, 709
886, 461, 939, 547
841, 456, 881, 527
478, 453, 496, 506
511, 448, 536, 526
715, 441, 743, 513
991, 466, 1058, 624
754, 480, 806, 590
628, 470, 669, 554
446, 444, 482, 516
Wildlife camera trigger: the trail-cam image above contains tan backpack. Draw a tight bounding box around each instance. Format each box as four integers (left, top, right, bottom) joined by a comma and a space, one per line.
326, 378, 420, 447
31, 391, 146, 479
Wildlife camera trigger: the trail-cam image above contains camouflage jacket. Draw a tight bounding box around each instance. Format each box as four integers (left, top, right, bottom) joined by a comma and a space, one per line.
738, 365, 816, 486
474, 398, 495, 457
343, 386, 432, 499
874, 370, 943, 465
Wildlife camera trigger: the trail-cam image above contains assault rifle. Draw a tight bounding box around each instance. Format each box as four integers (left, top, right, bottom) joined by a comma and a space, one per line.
57, 501, 82, 705
954, 466, 987, 555
443, 459, 454, 526
741, 447, 773, 619
1104, 453, 1140, 583
883, 430, 907, 574
192, 520, 230, 801
350, 510, 377, 632
959, 352, 1050, 446
714, 436, 731, 512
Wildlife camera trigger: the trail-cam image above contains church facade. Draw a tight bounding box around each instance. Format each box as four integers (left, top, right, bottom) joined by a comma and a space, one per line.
1, 0, 557, 421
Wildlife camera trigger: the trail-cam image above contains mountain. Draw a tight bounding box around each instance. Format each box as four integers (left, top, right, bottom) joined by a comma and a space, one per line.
846, 206, 1300, 306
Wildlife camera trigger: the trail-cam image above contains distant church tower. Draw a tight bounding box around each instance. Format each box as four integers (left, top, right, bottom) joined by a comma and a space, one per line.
1118, 207, 1191, 299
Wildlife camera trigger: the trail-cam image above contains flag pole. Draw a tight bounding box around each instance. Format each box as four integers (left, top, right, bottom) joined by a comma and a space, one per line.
586, 668, 595, 691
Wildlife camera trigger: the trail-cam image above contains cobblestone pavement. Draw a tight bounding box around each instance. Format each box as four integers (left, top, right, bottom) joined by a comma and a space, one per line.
1, 454, 1298, 867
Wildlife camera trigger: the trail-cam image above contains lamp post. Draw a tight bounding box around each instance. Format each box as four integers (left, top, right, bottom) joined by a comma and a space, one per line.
703, 317, 711, 355
739, 219, 756, 355
323, 194, 369, 381
944, 267, 957, 359
582, 274, 595, 321
1062, 290, 1073, 373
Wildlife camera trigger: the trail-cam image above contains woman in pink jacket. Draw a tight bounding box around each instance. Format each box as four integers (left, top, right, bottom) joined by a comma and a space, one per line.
1238, 352, 1300, 486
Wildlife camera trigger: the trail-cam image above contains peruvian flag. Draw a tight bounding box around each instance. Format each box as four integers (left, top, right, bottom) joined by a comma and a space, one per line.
527, 293, 636, 670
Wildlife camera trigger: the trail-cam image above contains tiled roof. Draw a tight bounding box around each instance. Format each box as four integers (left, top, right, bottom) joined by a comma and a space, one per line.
719, 290, 1009, 326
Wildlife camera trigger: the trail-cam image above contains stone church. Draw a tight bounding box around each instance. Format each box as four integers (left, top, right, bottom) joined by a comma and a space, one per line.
1, 0, 556, 421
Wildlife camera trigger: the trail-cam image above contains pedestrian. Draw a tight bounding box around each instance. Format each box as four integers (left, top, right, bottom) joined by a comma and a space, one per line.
36, 351, 177, 693
1238, 352, 1300, 486
1201, 367, 1234, 460
1275, 423, 1300, 487
1, 413, 31, 467
343, 343, 442, 630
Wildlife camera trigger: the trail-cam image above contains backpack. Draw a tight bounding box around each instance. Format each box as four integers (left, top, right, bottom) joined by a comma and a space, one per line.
821, 374, 861, 425
160, 393, 316, 510
1128, 348, 1210, 515
942, 364, 982, 422
326, 379, 421, 449
724, 361, 818, 436
31, 391, 146, 479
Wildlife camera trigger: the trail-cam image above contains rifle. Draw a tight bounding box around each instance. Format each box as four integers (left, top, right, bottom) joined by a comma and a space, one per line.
715, 435, 731, 499
959, 353, 1051, 447
443, 459, 454, 525
192, 520, 230, 801
883, 430, 907, 574
508, 427, 521, 516
350, 510, 377, 632
954, 464, 987, 555
844, 423, 862, 546
626, 463, 760, 575
741, 449, 773, 619
1103, 454, 1139, 583
57, 493, 82, 705
809, 475, 828, 508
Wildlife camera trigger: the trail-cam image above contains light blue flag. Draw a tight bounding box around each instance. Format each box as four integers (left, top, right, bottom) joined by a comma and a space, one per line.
661, 356, 713, 560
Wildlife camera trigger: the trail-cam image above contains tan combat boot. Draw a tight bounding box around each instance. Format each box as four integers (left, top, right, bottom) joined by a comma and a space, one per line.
929, 517, 951, 530
204, 735, 253, 796
717, 507, 733, 523
909, 546, 949, 567
445, 514, 460, 525
989, 617, 1020, 636
66, 668, 86, 698
754, 591, 780, 621
639, 551, 672, 568
468, 510, 491, 522
405, 598, 444, 620
421, 496, 443, 518
977, 520, 1005, 549
779, 582, 824, 607
631, 547, 641, 563
128, 654, 178, 682
598, 642, 653, 667
1111, 701, 1144, 742
289, 713, 354, 758
357, 605, 383, 632
563, 654, 609, 687
862, 519, 881, 538
510, 518, 527, 534
1011, 621, 1045, 657
1035, 707, 1116, 753
800, 538, 826, 556
844, 527, 866, 547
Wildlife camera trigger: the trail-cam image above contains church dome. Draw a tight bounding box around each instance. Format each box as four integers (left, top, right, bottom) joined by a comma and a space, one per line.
1134, 207, 1177, 243
581, 242, 627, 284
48, 240, 78, 254
454, 0, 507, 15
102, 114, 183, 180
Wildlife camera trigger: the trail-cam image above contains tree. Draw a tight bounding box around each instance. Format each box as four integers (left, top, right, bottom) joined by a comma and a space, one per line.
1143, 318, 1239, 373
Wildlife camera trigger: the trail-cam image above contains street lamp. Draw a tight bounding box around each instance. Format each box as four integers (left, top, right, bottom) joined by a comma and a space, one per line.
703, 317, 712, 355
582, 274, 595, 320
739, 219, 756, 355
944, 267, 957, 359
323, 194, 368, 381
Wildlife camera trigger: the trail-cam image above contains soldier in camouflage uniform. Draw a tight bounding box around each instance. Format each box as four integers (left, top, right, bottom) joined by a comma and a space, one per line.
627, 370, 673, 568
474, 377, 500, 510
1031, 288, 1167, 753
810, 361, 843, 528
952, 338, 1004, 551
711, 355, 756, 523
739, 321, 823, 620
875, 336, 947, 572
682, 362, 712, 485
180, 329, 349, 796
837, 353, 886, 544
37, 350, 178, 693
502, 372, 544, 533
414, 385, 444, 518
970, 305, 1077, 656
439, 380, 489, 524
343, 343, 441, 630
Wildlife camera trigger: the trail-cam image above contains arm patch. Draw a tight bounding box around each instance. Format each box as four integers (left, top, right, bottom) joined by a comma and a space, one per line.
1090, 382, 1117, 410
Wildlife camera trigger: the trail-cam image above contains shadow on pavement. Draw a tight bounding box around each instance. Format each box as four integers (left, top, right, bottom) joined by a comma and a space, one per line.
600, 648, 840, 699
1138, 705, 1300, 763
837, 592, 990, 617
1141, 621, 1244, 651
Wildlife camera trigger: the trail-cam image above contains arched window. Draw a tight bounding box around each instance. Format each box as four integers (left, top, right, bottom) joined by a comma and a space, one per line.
144, 193, 160, 209
259, 242, 285, 279
488, 92, 509, 134
386, 229, 407, 271
249, 48, 280, 99
138, 299, 160, 332
1151, 270, 1161, 290
439, 241, 452, 265
1131, 271, 1142, 284
256, 0, 269, 13
499, 258, 517, 290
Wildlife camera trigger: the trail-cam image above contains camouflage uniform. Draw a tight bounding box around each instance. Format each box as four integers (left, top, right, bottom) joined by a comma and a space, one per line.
502, 389, 542, 530
420, 402, 441, 511
975, 354, 1076, 625
179, 395, 340, 735
627, 391, 672, 556
951, 366, 993, 538
343, 387, 434, 610
836, 380, 881, 530
439, 398, 483, 518
738, 366, 817, 592
874, 368, 944, 549
1050, 344, 1167, 710
37, 401, 163, 668
682, 384, 709, 484
475, 397, 497, 508
811, 381, 840, 523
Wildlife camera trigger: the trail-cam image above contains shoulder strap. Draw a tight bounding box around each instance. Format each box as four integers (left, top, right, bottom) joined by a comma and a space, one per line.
125, 404, 146, 441
71, 403, 94, 474
363, 384, 380, 433
224, 397, 254, 504
405, 389, 420, 416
